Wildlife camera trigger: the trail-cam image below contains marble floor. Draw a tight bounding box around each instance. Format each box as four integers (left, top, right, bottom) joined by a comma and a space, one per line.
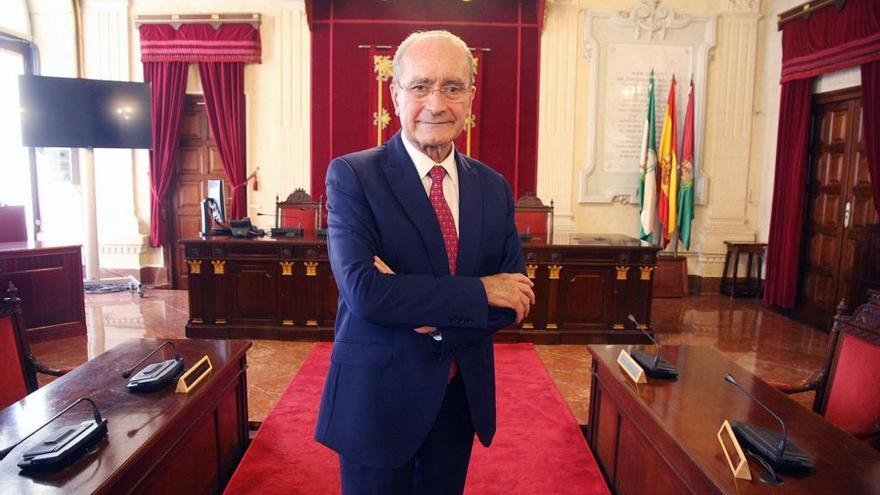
31, 290, 828, 424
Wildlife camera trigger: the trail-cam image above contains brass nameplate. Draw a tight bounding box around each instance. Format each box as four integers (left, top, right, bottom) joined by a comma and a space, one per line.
176, 355, 213, 394
717, 420, 752, 480
617, 349, 647, 384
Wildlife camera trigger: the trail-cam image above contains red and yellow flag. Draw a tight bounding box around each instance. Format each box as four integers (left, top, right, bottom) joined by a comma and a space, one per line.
657, 75, 678, 248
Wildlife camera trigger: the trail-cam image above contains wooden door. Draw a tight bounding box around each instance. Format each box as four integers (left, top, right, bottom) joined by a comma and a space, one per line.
167, 96, 230, 289
799, 87, 878, 329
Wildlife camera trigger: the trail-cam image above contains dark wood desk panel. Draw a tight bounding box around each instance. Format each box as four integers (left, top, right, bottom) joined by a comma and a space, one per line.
0, 338, 251, 495
182, 234, 658, 344
0, 242, 85, 342
587, 345, 880, 494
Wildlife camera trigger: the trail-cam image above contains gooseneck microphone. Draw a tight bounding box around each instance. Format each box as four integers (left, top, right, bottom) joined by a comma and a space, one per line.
122, 340, 181, 378
724, 373, 786, 456
0, 397, 108, 471
121, 341, 185, 392
723, 373, 814, 474
627, 314, 660, 368
626, 314, 678, 378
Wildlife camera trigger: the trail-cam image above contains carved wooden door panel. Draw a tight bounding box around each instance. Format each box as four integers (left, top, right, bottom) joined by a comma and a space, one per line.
169, 96, 230, 289
800, 88, 877, 329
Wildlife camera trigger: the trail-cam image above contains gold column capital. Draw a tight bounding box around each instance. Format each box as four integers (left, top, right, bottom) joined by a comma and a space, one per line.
211, 260, 226, 275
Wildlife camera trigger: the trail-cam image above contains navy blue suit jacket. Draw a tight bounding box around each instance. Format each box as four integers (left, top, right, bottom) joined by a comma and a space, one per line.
314, 133, 525, 469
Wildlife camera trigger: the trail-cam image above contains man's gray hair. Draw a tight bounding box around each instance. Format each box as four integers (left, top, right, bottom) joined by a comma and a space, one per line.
392, 30, 476, 85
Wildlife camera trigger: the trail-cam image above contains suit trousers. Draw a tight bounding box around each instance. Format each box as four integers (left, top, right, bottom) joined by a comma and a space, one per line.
339, 372, 475, 494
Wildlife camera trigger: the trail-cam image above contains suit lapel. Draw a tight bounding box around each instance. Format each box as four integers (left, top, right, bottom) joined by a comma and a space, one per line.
455, 152, 482, 277
381, 133, 450, 276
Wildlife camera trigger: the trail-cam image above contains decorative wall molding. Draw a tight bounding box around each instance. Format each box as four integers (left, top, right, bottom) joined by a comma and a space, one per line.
725, 0, 760, 14
694, 11, 761, 261
615, 0, 690, 41
581, 1, 716, 204
537, 1, 581, 235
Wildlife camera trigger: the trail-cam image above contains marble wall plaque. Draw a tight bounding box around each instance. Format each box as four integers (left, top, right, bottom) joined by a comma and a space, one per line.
602, 43, 692, 173
581, 1, 715, 204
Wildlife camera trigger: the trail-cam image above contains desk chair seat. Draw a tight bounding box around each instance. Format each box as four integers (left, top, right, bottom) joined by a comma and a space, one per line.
0, 283, 70, 410
771, 294, 880, 449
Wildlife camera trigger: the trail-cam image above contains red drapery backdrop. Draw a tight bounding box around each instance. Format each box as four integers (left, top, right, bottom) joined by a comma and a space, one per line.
863, 60, 880, 213
308, 1, 542, 199
144, 62, 188, 247
765, 0, 880, 308
199, 62, 248, 219
139, 23, 260, 246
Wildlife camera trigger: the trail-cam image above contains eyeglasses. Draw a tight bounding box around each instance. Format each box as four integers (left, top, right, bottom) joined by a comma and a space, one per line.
398, 82, 471, 102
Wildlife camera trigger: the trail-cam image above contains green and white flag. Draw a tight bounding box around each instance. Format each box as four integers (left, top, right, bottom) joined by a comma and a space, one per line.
638, 72, 658, 242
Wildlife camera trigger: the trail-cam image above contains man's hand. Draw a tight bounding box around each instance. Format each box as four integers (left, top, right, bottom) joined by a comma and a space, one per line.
374, 256, 436, 334
480, 273, 535, 324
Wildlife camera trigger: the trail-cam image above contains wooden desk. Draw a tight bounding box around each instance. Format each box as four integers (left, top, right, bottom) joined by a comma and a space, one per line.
0, 338, 251, 495
181, 233, 659, 344
0, 242, 85, 342
586, 345, 880, 494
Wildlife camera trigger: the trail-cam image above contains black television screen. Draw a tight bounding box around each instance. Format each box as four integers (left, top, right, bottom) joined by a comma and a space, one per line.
19, 75, 152, 149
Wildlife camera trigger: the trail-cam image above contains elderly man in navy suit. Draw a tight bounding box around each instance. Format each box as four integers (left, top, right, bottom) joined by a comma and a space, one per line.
315, 30, 535, 495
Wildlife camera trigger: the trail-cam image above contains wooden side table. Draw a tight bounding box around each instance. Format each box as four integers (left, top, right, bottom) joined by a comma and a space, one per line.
721, 242, 767, 298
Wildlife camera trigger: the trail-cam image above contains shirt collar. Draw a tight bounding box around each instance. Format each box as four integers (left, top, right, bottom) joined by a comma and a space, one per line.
400, 132, 458, 186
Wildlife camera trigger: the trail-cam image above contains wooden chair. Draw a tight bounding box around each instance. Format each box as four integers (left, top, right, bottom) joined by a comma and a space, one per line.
514, 193, 553, 241
771, 293, 880, 450
275, 189, 321, 231
0, 282, 70, 410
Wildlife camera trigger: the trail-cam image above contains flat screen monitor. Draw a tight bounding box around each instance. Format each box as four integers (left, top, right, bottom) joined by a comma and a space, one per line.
207, 179, 226, 224
19, 75, 152, 149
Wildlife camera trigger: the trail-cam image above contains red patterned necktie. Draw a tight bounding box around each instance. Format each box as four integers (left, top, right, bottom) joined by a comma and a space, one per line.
428, 165, 458, 381
429, 165, 458, 275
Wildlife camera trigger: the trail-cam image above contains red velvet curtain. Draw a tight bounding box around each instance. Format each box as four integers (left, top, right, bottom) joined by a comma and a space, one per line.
139, 23, 260, 244
764, 78, 813, 309
765, 0, 880, 308
144, 62, 188, 247
198, 62, 247, 219
862, 60, 880, 215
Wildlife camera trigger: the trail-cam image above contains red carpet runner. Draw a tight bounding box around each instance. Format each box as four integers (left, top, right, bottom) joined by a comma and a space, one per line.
225, 343, 609, 494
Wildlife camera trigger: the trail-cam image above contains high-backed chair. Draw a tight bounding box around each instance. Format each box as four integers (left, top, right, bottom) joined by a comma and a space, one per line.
0, 283, 70, 410
276, 189, 321, 231
514, 193, 554, 241
772, 293, 880, 450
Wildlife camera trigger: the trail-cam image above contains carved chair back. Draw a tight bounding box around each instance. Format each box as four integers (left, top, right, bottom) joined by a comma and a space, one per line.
815, 292, 880, 449
276, 189, 321, 231
514, 193, 554, 241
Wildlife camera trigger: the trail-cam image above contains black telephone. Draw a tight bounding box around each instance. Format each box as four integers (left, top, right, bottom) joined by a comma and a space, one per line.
230, 217, 265, 238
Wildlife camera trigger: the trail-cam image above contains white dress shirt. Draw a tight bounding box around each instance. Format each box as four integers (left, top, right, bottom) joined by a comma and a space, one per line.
400, 133, 460, 235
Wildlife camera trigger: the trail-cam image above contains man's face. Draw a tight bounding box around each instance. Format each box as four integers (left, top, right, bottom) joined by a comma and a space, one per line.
390, 38, 474, 158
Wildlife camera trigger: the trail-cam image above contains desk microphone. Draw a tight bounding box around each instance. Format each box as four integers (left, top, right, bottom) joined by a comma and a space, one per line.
121, 341, 184, 392
0, 397, 108, 471
626, 314, 677, 378
723, 373, 813, 474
